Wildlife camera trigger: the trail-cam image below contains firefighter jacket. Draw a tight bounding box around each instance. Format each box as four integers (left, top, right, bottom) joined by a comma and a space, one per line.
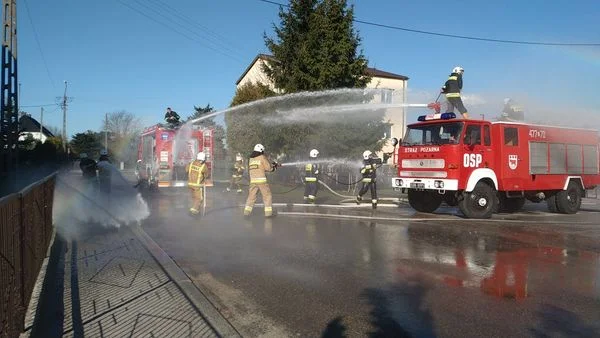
442, 72, 463, 98
80, 158, 97, 178
304, 163, 319, 183
187, 160, 208, 187
232, 161, 245, 178
360, 161, 377, 183
248, 153, 274, 185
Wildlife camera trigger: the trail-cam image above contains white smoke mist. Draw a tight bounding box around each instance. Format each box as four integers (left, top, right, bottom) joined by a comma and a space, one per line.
53, 163, 150, 240
281, 157, 363, 168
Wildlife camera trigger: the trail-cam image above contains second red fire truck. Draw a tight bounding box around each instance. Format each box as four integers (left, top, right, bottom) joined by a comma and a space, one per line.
391, 112, 600, 219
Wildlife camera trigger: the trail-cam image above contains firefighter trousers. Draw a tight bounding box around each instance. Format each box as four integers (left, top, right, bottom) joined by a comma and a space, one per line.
304, 181, 318, 203
358, 181, 378, 206
189, 186, 204, 214
229, 175, 242, 192
244, 183, 273, 216
446, 97, 468, 115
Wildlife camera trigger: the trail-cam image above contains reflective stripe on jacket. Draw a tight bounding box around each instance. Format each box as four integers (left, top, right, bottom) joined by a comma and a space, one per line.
248, 154, 273, 184
305, 163, 319, 182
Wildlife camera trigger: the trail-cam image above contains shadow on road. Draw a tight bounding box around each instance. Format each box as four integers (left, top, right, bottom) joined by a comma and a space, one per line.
321, 316, 346, 338
529, 304, 600, 338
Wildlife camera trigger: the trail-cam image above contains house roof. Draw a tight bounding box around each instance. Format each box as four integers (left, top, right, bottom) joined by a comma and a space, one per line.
235, 54, 409, 85
19, 114, 55, 137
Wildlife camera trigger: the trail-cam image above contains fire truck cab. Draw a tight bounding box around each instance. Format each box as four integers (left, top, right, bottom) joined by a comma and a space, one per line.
392, 113, 600, 219
137, 124, 213, 189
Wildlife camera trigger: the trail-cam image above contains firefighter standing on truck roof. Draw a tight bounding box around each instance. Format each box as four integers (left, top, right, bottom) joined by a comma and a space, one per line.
441, 66, 469, 119
186, 152, 208, 215
244, 144, 278, 218
356, 150, 378, 209
227, 153, 245, 193
304, 149, 320, 204
165, 107, 181, 128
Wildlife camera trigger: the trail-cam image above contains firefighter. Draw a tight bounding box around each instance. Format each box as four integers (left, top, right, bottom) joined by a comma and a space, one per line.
97, 150, 112, 195
186, 152, 208, 215
356, 150, 378, 209
303, 149, 320, 203
227, 153, 245, 193
501, 98, 525, 121
79, 153, 97, 186
441, 66, 469, 119
244, 144, 278, 217
165, 107, 181, 128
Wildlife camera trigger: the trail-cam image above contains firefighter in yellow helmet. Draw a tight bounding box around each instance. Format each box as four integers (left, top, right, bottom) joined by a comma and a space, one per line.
227, 153, 245, 193
186, 152, 208, 215
244, 144, 278, 217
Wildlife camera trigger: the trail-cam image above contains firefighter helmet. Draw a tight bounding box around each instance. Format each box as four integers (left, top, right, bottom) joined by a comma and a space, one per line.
254, 144, 265, 152
310, 149, 319, 158
235, 153, 243, 161
197, 152, 206, 161
100, 149, 108, 156
80, 153, 88, 159
452, 66, 464, 74
362, 150, 372, 160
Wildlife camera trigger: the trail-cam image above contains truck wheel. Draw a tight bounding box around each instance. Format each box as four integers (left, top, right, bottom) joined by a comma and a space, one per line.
459, 182, 497, 219
546, 194, 559, 213
498, 196, 526, 213
555, 181, 582, 214
408, 190, 442, 213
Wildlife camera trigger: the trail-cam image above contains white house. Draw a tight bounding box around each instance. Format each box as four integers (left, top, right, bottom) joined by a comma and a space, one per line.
236, 54, 409, 156
18, 114, 55, 143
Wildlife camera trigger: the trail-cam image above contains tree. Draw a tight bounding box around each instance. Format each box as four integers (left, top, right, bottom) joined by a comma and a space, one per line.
70, 130, 103, 157
263, 0, 370, 92
226, 82, 278, 156
101, 111, 142, 166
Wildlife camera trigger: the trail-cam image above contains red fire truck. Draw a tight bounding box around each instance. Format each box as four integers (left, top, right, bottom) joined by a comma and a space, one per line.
391, 112, 600, 218
137, 124, 214, 189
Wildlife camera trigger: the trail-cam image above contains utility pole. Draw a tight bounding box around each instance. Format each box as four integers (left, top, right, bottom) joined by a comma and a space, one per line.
104, 113, 108, 152
61, 81, 68, 152
1, 0, 18, 181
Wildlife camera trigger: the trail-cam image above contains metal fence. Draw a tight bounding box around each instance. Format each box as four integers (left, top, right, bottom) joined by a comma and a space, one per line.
0, 173, 55, 337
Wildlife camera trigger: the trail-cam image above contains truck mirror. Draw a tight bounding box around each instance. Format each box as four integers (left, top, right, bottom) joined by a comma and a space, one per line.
391, 137, 399, 147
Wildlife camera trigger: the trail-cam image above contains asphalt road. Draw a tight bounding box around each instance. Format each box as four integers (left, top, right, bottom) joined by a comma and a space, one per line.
141, 189, 600, 337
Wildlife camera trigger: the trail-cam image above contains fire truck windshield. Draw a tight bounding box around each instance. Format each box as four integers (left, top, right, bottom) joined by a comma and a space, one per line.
402, 122, 464, 146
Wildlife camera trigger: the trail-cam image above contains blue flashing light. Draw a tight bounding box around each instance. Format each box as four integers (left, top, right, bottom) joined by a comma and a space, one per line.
417, 112, 457, 122
440, 112, 456, 120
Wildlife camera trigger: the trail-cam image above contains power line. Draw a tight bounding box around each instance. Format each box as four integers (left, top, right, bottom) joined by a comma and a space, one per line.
116, 0, 244, 63
20, 103, 58, 108
144, 0, 242, 56
22, 0, 56, 89
257, 0, 600, 47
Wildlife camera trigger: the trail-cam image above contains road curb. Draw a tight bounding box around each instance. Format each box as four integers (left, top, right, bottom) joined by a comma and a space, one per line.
131, 225, 241, 338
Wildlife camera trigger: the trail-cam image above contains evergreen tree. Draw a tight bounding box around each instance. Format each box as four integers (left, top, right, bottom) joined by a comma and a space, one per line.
263, 0, 370, 92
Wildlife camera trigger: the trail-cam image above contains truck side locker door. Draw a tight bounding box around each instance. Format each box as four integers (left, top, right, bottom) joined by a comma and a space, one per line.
500, 126, 527, 191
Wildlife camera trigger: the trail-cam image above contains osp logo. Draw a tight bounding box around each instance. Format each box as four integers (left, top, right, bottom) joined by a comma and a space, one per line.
508, 155, 518, 170
463, 153, 482, 168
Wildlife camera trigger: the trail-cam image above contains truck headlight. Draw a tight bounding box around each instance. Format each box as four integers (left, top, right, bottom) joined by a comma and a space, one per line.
434, 180, 444, 188
395, 179, 403, 186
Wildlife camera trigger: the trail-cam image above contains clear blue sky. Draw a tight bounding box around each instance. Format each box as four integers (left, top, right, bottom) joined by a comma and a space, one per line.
17, 0, 600, 138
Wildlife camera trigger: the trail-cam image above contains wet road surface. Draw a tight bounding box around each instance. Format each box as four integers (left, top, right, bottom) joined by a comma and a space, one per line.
141, 190, 600, 337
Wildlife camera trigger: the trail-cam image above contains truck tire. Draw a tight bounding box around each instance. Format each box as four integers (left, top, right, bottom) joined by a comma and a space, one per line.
408, 190, 442, 213
498, 196, 526, 213
555, 181, 582, 214
546, 194, 559, 213
459, 181, 497, 219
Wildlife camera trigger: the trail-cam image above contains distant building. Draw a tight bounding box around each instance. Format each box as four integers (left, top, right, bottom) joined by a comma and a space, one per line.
236, 54, 410, 156
18, 114, 55, 143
